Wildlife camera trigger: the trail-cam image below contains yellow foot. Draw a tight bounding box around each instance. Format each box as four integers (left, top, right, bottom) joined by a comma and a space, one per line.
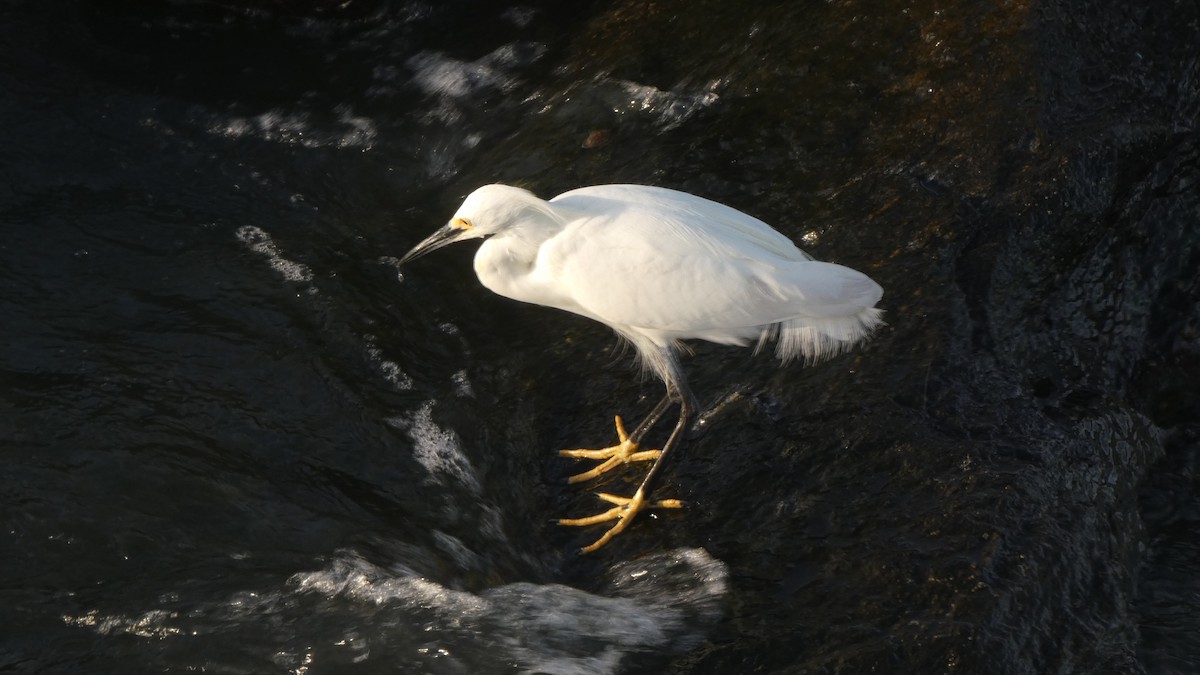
559, 416, 661, 484
559, 489, 684, 554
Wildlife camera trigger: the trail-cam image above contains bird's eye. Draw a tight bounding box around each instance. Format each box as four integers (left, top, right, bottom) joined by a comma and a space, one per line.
451, 217, 473, 230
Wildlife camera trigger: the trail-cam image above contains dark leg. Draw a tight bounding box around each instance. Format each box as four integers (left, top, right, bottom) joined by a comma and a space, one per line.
625, 393, 674, 445
634, 356, 697, 498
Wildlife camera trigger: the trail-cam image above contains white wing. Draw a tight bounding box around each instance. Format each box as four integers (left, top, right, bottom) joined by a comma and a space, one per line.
551, 185, 809, 263
538, 185, 882, 360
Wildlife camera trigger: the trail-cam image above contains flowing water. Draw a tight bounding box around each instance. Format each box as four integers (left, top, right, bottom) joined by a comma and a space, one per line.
3, 1, 1198, 673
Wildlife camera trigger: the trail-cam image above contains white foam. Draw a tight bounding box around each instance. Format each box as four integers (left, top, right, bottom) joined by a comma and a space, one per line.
61, 608, 182, 638
235, 225, 314, 283
379, 360, 414, 390
61, 547, 727, 673
364, 340, 415, 390
407, 51, 505, 99
406, 43, 543, 100
289, 547, 728, 673
391, 401, 481, 495
207, 105, 377, 149
615, 80, 721, 130
451, 369, 474, 397
333, 106, 379, 149
398, 42, 545, 177
291, 554, 488, 615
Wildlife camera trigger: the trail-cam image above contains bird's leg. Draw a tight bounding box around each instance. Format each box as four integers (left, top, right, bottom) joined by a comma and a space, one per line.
561, 400, 692, 553
561, 353, 697, 553
558, 394, 674, 484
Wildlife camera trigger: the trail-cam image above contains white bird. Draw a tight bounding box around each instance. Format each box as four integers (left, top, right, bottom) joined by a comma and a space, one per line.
400, 184, 883, 553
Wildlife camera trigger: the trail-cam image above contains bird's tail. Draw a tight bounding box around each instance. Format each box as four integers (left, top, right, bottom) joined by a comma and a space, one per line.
758, 307, 885, 363
755, 260, 885, 363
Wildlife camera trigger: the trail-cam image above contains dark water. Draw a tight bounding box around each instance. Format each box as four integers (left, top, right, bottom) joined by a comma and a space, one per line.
3, 1, 1198, 673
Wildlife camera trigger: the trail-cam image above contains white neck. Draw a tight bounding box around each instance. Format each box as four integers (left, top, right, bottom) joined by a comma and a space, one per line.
471, 210, 566, 305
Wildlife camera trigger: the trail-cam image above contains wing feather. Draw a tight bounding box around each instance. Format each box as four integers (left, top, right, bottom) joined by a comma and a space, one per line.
541, 185, 882, 358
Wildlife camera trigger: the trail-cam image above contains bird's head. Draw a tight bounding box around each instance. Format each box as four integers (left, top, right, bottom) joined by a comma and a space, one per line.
399, 184, 558, 265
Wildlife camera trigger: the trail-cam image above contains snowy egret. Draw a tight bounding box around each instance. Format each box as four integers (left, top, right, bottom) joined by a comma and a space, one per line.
400, 184, 883, 553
